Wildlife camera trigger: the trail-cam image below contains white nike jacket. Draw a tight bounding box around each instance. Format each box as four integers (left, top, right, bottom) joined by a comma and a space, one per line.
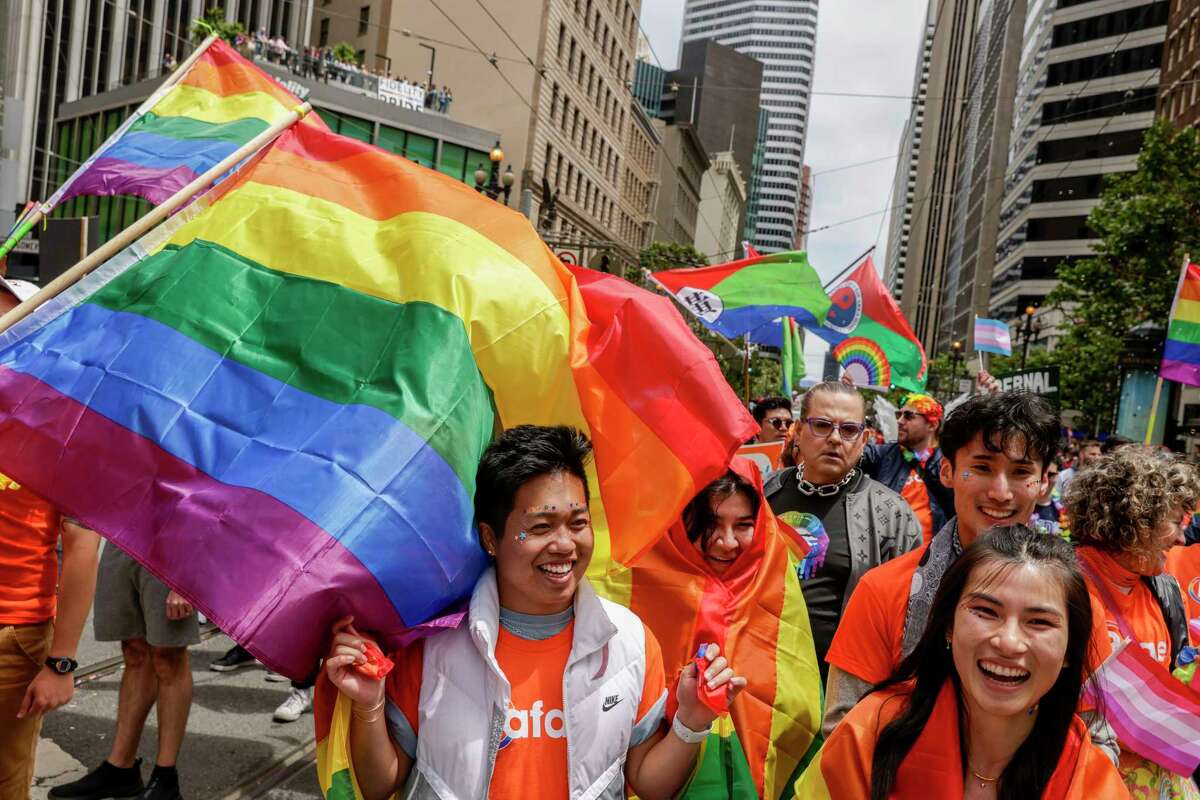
400, 567, 652, 800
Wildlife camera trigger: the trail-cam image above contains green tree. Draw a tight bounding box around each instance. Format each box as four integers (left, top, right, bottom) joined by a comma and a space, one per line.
986, 347, 1059, 377
190, 7, 244, 44
331, 42, 361, 65
1046, 120, 1200, 432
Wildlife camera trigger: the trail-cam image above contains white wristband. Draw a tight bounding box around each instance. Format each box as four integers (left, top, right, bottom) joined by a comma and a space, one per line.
671, 713, 711, 744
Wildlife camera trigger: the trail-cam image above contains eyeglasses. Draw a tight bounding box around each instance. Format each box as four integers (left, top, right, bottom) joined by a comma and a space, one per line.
767, 416, 793, 431
895, 410, 925, 422
800, 417, 866, 439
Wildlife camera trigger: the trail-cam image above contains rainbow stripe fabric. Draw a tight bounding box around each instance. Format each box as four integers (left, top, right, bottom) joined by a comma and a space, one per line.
600, 459, 822, 799
51, 38, 322, 207
0, 119, 755, 681
650, 250, 832, 339
1161, 262, 1200, 387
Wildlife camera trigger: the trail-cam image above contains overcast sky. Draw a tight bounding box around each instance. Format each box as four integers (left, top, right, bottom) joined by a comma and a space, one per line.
641, 0, 929, 373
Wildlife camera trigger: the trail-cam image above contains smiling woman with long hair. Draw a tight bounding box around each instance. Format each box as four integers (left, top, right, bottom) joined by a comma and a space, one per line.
795, 525, 1127, 799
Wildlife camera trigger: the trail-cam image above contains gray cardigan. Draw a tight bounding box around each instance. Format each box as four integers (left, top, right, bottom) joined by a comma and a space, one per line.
763, 466, 923, 612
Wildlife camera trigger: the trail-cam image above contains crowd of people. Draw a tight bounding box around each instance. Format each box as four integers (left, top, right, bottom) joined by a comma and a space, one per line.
3, 237, 1200, 799
245, 28, 454, 114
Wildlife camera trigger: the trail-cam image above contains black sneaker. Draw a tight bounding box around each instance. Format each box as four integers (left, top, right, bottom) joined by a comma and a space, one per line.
136, 768, 181, 800
49, 759, 144, 799
209, 644, 256, 672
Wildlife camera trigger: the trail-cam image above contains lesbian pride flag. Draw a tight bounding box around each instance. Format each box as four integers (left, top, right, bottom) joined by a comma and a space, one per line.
0, 120, 754, 681
1085, 638, 1200, 776
50, 37, 323, 208
1161, 261, 1200, 387
973, 316, 1013, 356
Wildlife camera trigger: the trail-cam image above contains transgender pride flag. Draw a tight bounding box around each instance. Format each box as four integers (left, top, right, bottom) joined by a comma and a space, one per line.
974, 316, 1013, 356
1085, 638, 1200, 776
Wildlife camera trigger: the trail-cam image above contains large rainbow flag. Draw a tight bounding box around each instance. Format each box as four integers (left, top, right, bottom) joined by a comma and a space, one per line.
0, 119, 755, 682
603, 458, 822, 798
650, 250, 831, 339
52, 38, 322, 207
1160, 261, 1200, 387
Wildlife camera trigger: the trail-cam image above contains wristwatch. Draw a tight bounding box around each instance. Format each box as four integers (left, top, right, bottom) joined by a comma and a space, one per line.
45, 656, 79, 674
671, 714, 712, 744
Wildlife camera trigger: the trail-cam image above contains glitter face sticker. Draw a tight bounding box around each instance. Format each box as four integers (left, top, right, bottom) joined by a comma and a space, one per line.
516, 531, 528, 542
961, 471, 972, 480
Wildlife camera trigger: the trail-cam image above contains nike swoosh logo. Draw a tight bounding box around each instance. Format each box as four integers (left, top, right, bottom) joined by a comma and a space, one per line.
602, 698, 622, 712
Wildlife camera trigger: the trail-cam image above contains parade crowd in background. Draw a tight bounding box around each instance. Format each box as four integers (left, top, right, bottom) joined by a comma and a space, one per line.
6, 344, 1200, 798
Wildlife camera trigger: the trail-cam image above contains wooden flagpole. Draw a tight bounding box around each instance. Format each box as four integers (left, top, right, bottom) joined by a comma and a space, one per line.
0, 102, 312, 336
0, 35, 219, 262
1144, 253, 1191, 445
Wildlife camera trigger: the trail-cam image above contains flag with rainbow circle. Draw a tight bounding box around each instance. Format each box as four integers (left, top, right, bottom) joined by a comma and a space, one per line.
810, 255, 927, 391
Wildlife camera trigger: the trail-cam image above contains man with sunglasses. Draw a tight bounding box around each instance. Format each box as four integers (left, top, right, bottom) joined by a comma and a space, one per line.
750, 396, 793, 444
858, 392, 953, 544
763, 381, 921, 680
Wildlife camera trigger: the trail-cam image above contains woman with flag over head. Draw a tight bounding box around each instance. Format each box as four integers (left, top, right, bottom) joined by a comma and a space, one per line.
795, 525, 1127, 799
617, 457, 823, 798
1064, 446, 1200, 798
315, 425, 747, 800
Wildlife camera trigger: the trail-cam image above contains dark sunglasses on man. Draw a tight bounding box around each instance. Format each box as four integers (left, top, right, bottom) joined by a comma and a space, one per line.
800, 417, 866, 439
767, 416, 793, 431
895, 409, 925, 422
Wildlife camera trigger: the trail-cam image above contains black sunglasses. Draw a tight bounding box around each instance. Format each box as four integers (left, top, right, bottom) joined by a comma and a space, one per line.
767, 416, 793, 430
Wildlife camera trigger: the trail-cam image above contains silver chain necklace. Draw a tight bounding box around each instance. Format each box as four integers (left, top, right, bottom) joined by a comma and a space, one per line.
795, 463, 857, 497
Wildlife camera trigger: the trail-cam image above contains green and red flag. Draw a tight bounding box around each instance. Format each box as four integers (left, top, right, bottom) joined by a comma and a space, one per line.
650, 250, 831, 339
811, 255, 927, 391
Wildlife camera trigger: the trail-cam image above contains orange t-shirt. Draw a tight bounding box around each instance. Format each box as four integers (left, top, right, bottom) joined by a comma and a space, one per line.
898, 467, 935, 544
0, 473, 61, 624
1167, 544, 1200, 641
825, 545, 927, 682
827, 541, 1119, 685
1079, 548, 1173, 670
386, 620, 668, 799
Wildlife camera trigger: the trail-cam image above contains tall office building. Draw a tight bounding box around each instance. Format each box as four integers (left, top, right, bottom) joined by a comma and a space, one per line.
794, 164, 812, 250
883, 3, 936, 300
936, 0, 1027, 353
2, 0, 311, 252
1158, 0, 1199, 127
681, 0, 819, 253
897, 0, 980, 353
990, 0, 1167, 343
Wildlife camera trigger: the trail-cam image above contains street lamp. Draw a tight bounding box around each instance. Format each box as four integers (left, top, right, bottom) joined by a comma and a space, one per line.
474, 141, 515, 205
948, 340, 964, 396
1019, 305, 1041, 370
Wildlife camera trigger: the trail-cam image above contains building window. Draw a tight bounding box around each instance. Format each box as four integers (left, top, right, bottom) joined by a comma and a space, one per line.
358, 5, 369, 35
319, 17, 329, 46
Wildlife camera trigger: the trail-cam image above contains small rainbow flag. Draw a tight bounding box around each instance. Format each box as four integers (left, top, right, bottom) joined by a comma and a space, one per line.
49, 37, 322, 208
650, 250, 832, 339
0, 119, 755, 681
973, 316, 1013, 356
1161, 261, 1200, 387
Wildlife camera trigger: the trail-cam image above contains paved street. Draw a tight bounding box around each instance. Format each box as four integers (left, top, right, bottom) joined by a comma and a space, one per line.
32, 613, 323, 800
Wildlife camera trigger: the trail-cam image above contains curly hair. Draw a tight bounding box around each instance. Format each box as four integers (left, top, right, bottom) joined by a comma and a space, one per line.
1064, 446, 1200, 556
